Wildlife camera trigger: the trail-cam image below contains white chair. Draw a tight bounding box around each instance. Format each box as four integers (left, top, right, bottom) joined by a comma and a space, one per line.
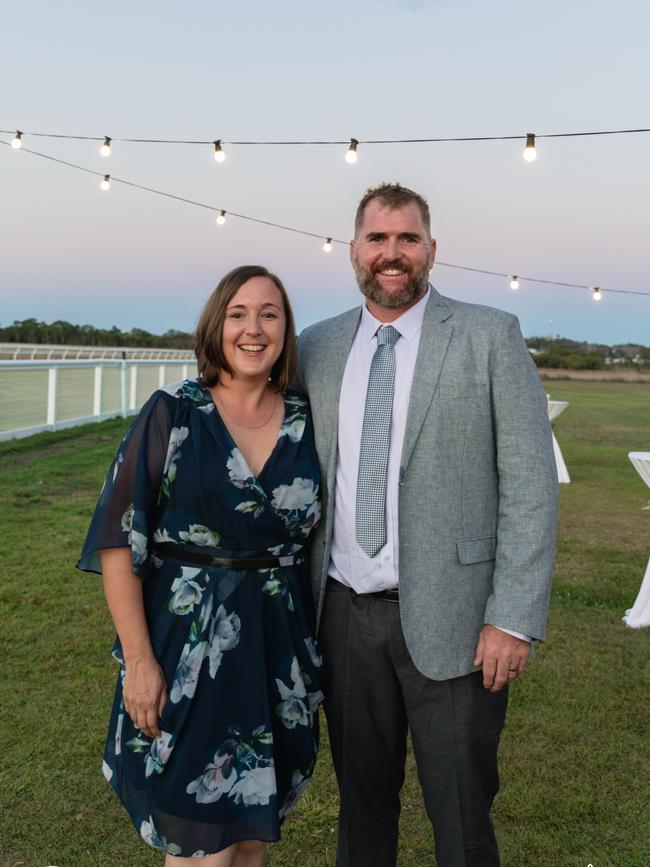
624, 452, 650, 628
547, 399, 570, 484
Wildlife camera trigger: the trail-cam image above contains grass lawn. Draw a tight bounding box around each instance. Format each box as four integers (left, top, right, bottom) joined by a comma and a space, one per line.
1, 380, 649, 867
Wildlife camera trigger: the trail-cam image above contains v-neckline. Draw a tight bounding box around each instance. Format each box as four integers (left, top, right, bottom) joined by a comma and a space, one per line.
214, 392, 288, 489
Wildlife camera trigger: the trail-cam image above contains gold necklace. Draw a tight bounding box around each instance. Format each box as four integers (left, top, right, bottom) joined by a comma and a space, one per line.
213, 390, 280, 431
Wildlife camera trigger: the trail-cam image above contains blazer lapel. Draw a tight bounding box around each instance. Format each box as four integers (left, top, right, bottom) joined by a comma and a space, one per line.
400, 289, 454, 471
318, 308, 362, 481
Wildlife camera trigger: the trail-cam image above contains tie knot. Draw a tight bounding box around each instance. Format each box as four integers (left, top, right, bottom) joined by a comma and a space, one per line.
377, 325, 400, 347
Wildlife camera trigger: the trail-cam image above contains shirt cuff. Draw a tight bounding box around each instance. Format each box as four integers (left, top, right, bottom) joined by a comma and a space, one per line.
495, 626, 532, 643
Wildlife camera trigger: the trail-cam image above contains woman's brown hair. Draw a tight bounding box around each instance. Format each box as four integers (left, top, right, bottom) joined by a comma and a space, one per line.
194, 265, 297, 391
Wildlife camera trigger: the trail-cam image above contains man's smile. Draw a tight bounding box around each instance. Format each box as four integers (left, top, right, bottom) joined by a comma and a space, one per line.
377, 268, 407, 277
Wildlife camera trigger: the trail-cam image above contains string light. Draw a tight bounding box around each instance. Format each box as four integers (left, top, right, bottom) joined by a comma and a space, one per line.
3, 136, 649, 300
323, 238, 333, 252
11, 130, 22, 149
5, 125, 650, 149
100, 174, 110, 191
213, 140, 225, 163
99, 136, 112, 157
345, 138, 358, 164
523, 133, 537, 162
216, 209, 226, 225
509, 276, 520, 290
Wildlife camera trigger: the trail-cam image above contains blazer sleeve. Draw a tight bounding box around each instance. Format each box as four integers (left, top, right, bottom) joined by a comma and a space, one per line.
483, 314, 559, 640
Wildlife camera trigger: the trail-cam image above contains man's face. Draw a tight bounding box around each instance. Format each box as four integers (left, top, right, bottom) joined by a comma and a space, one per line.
350, 200, 436, 314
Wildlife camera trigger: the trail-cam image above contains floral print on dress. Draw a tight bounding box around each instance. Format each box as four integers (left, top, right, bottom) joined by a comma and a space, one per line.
153, 527, 176, 544
271, 478, 321, 536
78, 384, 322, 858
304, 637, 323, 669
170, 600, 241, 702
145, 731, 175, 778
119, 504, 148, 565
187, 725, 276, 807
226, 447, 254, 490
140, 815, 182, 855
178, 524, 221, 546
161, 426, 189, 498
208, 604, 241, 677
279, 394, 307, 443
129, 530, 148, 567
275, 656, 322, 730
168, 566, 206, 615
278, 766, 313, 820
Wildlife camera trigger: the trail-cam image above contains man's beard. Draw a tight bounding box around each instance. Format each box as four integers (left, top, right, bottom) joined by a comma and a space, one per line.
353, 257, 431, 308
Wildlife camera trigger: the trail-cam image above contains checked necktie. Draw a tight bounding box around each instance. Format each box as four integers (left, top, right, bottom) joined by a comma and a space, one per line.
355, 324, 401, 557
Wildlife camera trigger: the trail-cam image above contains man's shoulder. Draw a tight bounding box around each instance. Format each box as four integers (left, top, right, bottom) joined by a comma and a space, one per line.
437, 291, 517, 330
299, 306, 361, 346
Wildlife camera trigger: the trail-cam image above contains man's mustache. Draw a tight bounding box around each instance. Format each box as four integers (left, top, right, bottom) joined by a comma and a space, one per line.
372, 260, 411, 274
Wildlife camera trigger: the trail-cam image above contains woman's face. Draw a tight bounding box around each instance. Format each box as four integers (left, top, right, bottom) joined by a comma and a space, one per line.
220, 276, 287, 383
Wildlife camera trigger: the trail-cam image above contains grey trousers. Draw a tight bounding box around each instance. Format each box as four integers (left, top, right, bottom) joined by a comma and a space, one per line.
319, 580, 508, 867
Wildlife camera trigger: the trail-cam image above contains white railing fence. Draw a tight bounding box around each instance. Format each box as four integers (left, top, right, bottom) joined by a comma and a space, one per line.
0, 359, 198, 441
0, 342, 195, 361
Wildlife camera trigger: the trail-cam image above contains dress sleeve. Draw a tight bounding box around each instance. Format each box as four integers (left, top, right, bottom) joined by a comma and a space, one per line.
76, 390, 173, 577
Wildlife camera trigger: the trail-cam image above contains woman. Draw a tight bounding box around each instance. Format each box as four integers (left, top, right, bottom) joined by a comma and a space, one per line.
78, 266, 323, 866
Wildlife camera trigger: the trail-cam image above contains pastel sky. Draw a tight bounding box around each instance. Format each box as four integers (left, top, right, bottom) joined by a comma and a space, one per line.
1, 0, 649, 343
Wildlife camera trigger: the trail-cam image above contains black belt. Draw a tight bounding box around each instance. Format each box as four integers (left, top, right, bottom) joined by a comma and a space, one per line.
153, 543, 304, 571
327, 576, 399, 603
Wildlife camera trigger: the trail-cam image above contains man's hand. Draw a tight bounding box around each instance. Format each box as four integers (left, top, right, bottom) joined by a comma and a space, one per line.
473, 624, 530, 692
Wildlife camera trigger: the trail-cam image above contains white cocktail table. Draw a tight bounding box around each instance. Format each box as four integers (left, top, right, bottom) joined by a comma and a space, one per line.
547, 400, 570, 484
624, 451, 650, 628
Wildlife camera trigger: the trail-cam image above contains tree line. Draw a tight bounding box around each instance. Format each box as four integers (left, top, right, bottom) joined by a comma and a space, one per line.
0, 319, 193, 349
1, 320, 649, 369
528, 337, 650, 370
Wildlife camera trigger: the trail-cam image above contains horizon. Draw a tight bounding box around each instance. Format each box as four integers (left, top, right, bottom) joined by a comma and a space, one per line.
2, 313, 648, 349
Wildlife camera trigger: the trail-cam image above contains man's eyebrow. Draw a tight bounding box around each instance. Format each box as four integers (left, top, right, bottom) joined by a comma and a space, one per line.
363, 230, 424, 241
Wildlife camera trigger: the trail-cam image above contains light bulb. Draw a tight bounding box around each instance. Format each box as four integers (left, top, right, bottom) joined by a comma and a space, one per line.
100, 136, 112, 157
345, 138, 358, 164
509, 276, 519, 290
323, 238, 333, 253
523, 133, 537, 162
11, 130, 22, 149
216, 210, 226, 225
100, 174, 111, 191
213, 140, 226, 162
592, 287, 602, 302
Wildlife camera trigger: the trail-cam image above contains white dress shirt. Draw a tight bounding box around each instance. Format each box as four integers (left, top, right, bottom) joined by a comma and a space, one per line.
328, 288, 530, 643
329, 289, 428, 592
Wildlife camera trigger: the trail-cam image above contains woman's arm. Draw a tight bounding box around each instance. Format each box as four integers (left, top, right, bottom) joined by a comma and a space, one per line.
100, 547, 167, 739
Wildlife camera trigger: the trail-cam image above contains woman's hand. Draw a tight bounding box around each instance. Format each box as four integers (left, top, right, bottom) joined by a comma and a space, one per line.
123, 654, 168, 739
100, 547, 168, 739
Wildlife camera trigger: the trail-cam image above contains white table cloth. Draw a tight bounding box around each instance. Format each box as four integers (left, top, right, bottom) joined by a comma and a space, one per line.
624, 451, 650, 628
547, 400, 570, 484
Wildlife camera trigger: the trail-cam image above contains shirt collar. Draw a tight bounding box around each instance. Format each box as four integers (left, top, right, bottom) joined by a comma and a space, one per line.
360, 285, 431, 344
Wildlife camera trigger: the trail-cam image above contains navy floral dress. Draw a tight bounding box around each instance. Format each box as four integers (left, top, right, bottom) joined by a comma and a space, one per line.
78, 380, 323, 857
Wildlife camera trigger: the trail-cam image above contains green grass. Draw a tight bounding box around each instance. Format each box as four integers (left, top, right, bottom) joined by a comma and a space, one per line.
1, 381, 649, 866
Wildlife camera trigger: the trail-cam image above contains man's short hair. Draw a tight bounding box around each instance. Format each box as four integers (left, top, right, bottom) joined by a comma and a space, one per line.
354, 182, 431, 239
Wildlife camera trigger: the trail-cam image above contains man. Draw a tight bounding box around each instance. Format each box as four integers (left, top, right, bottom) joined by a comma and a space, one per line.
296, 183, 558, 866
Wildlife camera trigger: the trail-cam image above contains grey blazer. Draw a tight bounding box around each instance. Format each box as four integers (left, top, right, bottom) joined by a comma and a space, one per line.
296, 287, 558, 681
